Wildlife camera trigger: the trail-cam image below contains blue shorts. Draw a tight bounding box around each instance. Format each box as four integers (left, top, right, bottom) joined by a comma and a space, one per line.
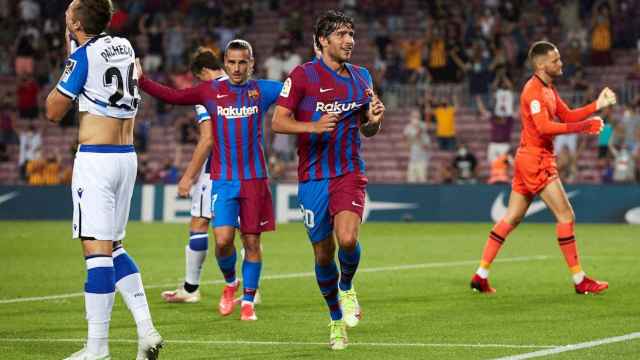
211, 178, 275, 234
297, 172, 367, 243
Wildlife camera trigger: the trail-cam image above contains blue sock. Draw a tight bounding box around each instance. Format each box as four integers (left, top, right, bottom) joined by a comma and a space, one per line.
216, 250, 237, 284
112, 247, 140, 282
338, 242, 361, 291
242, 260, 262, 302
188, 231, 208, 251
315, 261, 342, 321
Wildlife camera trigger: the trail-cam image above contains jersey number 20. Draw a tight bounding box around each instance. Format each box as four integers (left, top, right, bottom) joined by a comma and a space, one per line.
103, 63, 138, 110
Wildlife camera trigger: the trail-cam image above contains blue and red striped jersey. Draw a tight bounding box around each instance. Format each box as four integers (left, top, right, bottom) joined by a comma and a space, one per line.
139, 76, 282, 180
276, 59, 372, 182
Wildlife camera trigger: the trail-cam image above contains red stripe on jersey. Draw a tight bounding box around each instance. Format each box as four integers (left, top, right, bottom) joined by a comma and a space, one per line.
257, 124, 267, 179
236, 95, 246, 180
350, 118, 359, 173
222, 111, 233, 180
298, 133, 310, 182
210, 110, 221, 179
327, 120, 337, 178
247, 110, 257, 179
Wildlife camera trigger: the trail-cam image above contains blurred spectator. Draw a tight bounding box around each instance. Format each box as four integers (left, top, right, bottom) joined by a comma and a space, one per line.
272, 132, 293, 161
1, 101, 18, 146
597, 108, 614, 158
269, 154, 285, 181
164, 18, 185, 71
42, 152, 62, 185
621, 105, 640, 148
161, 158, 179, 184
25, 157, 46, 185
282, 46, 301, 77
403, 109, 431, 183
477, 95, 513, 162
568, 67, 594, 105
264, 46, 286, 80
16, 75, 39, 121
138, 14, 165, 73
433, 95, 457, 151
452, 143, 478, 184
19, 0, 40, 22
590, 2, 612, 66
399, 37, 424, 83
18, 123, 41, 180
487, 151, 511, 184
14, 33, 35, 76
465, 43, 494, 105
427, 29, 450, 83
610, 143, 636, 183
135, 118, 150, 154
284, 11, 304, 46
557, 145, 578, 183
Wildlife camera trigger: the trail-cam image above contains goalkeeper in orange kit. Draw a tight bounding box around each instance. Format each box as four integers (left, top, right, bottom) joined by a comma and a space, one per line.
470, 41, 616, 294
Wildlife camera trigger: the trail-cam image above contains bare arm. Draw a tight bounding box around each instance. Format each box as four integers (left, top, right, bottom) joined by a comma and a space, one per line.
45, 90, 73, 123
271, 105, 336, 134
177, 121, 213, 197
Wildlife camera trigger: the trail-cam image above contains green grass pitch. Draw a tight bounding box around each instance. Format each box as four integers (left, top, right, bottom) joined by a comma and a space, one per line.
0, 221, 639, 359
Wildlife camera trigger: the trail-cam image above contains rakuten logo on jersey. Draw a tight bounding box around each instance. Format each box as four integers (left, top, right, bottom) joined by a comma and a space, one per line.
217, 105, 259, 119
315, 101, 361, 114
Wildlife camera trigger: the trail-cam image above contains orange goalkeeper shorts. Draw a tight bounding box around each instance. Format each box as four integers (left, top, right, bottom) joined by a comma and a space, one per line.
511, 147, 558, 197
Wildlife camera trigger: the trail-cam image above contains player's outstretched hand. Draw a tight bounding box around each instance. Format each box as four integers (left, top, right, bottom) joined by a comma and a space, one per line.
135, 58, 144, 79
596, 87, 616, 109
583, 116, 604, 135
177, 175, 194, 198
312, 113, 338, 133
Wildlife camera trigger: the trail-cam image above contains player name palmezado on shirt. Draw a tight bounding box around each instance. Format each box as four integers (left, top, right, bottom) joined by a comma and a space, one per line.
315, 101, 362, 114
100, 44, 134, 62
217, 105, 259, 119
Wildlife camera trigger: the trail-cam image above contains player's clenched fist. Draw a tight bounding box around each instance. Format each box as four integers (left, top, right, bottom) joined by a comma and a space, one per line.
366, 88, 385, 123
311, 113, 338, 133
582, 116, 604, 135
596, 87, 616, 109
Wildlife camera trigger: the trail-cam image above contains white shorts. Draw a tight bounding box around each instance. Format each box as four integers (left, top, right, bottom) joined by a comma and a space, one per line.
71, 145, 137, 241
190, 165, 212, 219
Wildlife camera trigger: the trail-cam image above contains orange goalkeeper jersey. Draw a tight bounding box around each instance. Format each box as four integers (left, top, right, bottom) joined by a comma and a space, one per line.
519, 75, 597, 153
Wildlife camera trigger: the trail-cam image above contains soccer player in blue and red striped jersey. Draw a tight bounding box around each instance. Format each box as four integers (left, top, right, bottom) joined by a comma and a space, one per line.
137, 39, 282, 321
272, 10, 385, 350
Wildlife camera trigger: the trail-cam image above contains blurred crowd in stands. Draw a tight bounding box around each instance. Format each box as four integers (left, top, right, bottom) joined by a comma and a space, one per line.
0, 0, 639, 185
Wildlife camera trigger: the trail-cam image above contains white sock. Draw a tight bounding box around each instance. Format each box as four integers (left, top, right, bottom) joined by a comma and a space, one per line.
113, 248, 155, 338
476, 267, 490, 279
573, 271, 585, 285
84, 257, 115, 356
185, 245, 207, 286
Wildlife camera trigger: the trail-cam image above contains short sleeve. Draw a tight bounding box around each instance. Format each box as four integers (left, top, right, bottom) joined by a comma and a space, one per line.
56, 47, 89, 100
257, 80, 283, 109
276, 66, 307, 112
194, 105, 210, 123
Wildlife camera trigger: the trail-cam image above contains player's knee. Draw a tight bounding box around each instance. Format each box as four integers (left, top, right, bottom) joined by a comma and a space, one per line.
313, 238, 336, 265
555, 209, 575, 224
214, 235, 234, 250
243, 240, 261, 257
336, 231, 358, 251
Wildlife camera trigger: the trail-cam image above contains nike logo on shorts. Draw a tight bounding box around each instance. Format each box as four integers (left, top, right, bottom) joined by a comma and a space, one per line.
351, 201, 363, 208
260, 220, 269, 226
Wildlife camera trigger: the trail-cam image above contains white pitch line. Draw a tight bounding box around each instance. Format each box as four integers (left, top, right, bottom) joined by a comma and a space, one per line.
0, 255, 550, 305
0, 338, 557, 349
492, 332, 640, 360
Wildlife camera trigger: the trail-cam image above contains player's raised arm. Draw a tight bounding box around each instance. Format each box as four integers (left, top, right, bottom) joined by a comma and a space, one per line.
555, 87, 615, 123
136, 59, 206, 106
529, 97, 603, 135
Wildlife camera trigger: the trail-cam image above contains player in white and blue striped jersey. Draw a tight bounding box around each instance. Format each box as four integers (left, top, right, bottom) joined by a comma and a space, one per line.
45, 1, 161, 359
161, 50, 226, 304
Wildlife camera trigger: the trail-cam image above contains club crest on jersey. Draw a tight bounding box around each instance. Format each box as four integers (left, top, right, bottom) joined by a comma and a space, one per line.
315, 101, 361, 114
61, 59, 76, 82
217, 105, 259, 119
530, 100, 541, 114
77, 187, 83, 198
248, 89, 260, 99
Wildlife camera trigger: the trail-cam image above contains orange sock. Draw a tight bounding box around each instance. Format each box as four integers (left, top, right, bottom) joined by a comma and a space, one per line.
557, 222, 583, 276
478, 220, 515, 276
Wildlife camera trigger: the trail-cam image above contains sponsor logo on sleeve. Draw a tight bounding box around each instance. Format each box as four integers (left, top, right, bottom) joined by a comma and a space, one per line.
61, 59, 77, 82
280, 78, 291, 98
530, 99, 541, 114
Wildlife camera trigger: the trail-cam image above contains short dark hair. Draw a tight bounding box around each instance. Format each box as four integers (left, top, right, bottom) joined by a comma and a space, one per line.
74, 0, 113, 35
190, 49, 223, 75
224, 39, 253, 58
528, 41, 557, 65
314, 10, 355, 50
